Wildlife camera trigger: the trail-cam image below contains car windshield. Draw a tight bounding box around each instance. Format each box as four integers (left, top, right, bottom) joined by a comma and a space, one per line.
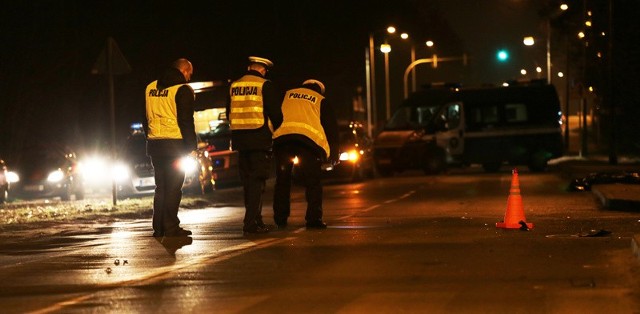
384, 105, 440, 130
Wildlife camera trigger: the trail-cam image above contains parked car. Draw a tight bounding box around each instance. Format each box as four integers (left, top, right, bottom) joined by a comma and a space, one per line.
113, 128, 215, 198
199, 120, 242, 188
292, 121, 375, 183
8, 144, 85, 201
326, 121, 375, 182
0, 158, 9, 203
199, 121, 231, 151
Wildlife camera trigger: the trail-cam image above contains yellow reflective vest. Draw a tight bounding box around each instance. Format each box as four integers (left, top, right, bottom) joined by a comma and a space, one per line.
273, 88, 330, 158
229, 75, 267, 130
146, 81, 188, 139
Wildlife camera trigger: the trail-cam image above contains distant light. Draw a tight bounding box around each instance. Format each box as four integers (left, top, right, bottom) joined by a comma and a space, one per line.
496, 49, 509, 62
589, 86, 594, 92
425, 40, 434, 47
585, 20, 592, 27
502, 82, 510, 87
601, 32, 606, 36
387, 26, 396, 34
523, 36, 535, 46
520, 69, 527, 75
597, 51, 602, 58
587, 11, 592, 16
380, 44, 391, 53
536, 67, 542, 73
578, 31, 585, 39
560, 3, 569, 10
400, 33, 409, 40
557, 72, 564, 78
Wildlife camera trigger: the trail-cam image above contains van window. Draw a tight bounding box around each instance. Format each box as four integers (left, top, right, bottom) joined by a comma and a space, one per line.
444, 103, 461, 129
505, 103, 528, 122
467, 104, 499, 131
385, 105, 439, 130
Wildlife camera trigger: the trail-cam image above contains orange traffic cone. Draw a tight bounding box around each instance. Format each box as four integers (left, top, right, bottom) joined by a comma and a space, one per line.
496, 168, 534, 230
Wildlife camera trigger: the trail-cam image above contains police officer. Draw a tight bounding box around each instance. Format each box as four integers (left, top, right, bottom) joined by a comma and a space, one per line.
227, 56, 283, 234
145, 58, 196, 237
272, 79, 338, 229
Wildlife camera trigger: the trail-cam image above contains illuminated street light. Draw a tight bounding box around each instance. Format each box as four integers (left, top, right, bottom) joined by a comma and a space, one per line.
557, 71, 564, 78
425, 40, 434, 47
400, 33, 409, 40
367, 25, 400, 136
520, 69, 527, 75
523, 36, 535, 46
560, 3, 568, 11
536, 66, 542, 73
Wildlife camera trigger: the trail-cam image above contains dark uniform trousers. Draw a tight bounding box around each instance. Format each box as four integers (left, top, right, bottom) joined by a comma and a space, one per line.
151, 156, 186, 235
273, 143, 323, 225
238, 150, 272, 229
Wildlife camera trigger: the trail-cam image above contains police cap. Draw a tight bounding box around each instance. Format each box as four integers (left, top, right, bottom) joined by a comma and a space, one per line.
248, 56, 274, 69
302, 79, 325, 95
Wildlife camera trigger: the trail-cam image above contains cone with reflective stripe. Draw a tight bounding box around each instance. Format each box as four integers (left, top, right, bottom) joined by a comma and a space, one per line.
496, 168, 533, 229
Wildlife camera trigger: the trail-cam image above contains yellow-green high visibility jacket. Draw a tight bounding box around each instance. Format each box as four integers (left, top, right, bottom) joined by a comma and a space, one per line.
273, 87, 330, 158
146, 81, 188, 139
229, 75, 268, 130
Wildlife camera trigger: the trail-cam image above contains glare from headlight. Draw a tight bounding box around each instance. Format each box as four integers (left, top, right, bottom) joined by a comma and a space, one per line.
112, 163, 130, 182
6, 171, 19, 183
292, 156, 299, 165
80, 157, 110, 183
179, 156, 198, 174
47, 169, 65, 182
339, 150, 360, 162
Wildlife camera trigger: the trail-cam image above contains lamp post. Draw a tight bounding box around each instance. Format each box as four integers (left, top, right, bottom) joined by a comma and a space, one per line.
366, 26, 397, 136
380, 43, 392, 120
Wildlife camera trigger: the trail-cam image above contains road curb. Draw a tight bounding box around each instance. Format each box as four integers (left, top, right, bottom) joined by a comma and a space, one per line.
591, 184, 640, 211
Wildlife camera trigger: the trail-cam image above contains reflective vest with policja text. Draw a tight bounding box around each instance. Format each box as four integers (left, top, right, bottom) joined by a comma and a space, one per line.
273, 87, 330, 158
146, 81, 190, 139
229, 75, 268, 130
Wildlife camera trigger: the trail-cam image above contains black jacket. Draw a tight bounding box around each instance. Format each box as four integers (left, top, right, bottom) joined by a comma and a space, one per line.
226, 70, 283, 151
145, 67, 197, 158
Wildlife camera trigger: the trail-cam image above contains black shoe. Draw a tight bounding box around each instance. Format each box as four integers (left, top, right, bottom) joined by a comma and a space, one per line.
165, 228, 192, 237
243, 225, 270, 234
305, 221, 327, 229
152, 231, 164, 237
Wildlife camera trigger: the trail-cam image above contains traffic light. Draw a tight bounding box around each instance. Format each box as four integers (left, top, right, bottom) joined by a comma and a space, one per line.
496, 49, 509, 62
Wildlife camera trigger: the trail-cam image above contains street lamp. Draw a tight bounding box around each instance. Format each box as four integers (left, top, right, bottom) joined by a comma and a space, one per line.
380, 43, 392, 120
367, 26, 398, 136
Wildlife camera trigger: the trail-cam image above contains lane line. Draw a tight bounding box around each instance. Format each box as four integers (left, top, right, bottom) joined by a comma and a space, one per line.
31, 188, 417, 313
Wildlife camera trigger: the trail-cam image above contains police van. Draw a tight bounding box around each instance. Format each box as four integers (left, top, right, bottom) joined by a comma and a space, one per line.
373, 81, 564, 175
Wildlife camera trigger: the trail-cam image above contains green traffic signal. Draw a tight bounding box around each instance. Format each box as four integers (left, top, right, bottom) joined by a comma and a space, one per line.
497, 49, 509, 62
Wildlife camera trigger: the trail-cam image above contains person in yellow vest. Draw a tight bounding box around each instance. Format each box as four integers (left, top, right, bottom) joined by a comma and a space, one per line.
145, 58, 196, 237
272, 79, 339, 229
227, 56, 283, 234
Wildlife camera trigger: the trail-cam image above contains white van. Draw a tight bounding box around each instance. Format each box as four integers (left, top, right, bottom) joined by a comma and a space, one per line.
373, 82, 564, 174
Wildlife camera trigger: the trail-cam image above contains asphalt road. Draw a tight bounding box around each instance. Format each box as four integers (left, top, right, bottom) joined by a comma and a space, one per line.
1, 166, 639, 313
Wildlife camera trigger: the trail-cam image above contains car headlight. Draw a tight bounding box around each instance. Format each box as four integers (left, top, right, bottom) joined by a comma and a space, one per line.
6, 171, 19, 183
80, 157, 110, 183
112, 163, 130, 182
339, 150, 360, 162
179, 156, 198, 175
47, 169, 65, 182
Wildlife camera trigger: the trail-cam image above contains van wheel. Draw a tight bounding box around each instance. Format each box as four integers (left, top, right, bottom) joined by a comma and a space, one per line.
423, 149, 446, 175
482, 162, 502, 172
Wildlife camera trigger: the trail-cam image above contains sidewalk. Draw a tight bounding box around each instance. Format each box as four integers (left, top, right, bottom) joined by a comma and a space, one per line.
549, 154, 640, 211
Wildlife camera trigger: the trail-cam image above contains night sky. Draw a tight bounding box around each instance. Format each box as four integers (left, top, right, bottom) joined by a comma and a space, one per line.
1, 0, 637, 158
